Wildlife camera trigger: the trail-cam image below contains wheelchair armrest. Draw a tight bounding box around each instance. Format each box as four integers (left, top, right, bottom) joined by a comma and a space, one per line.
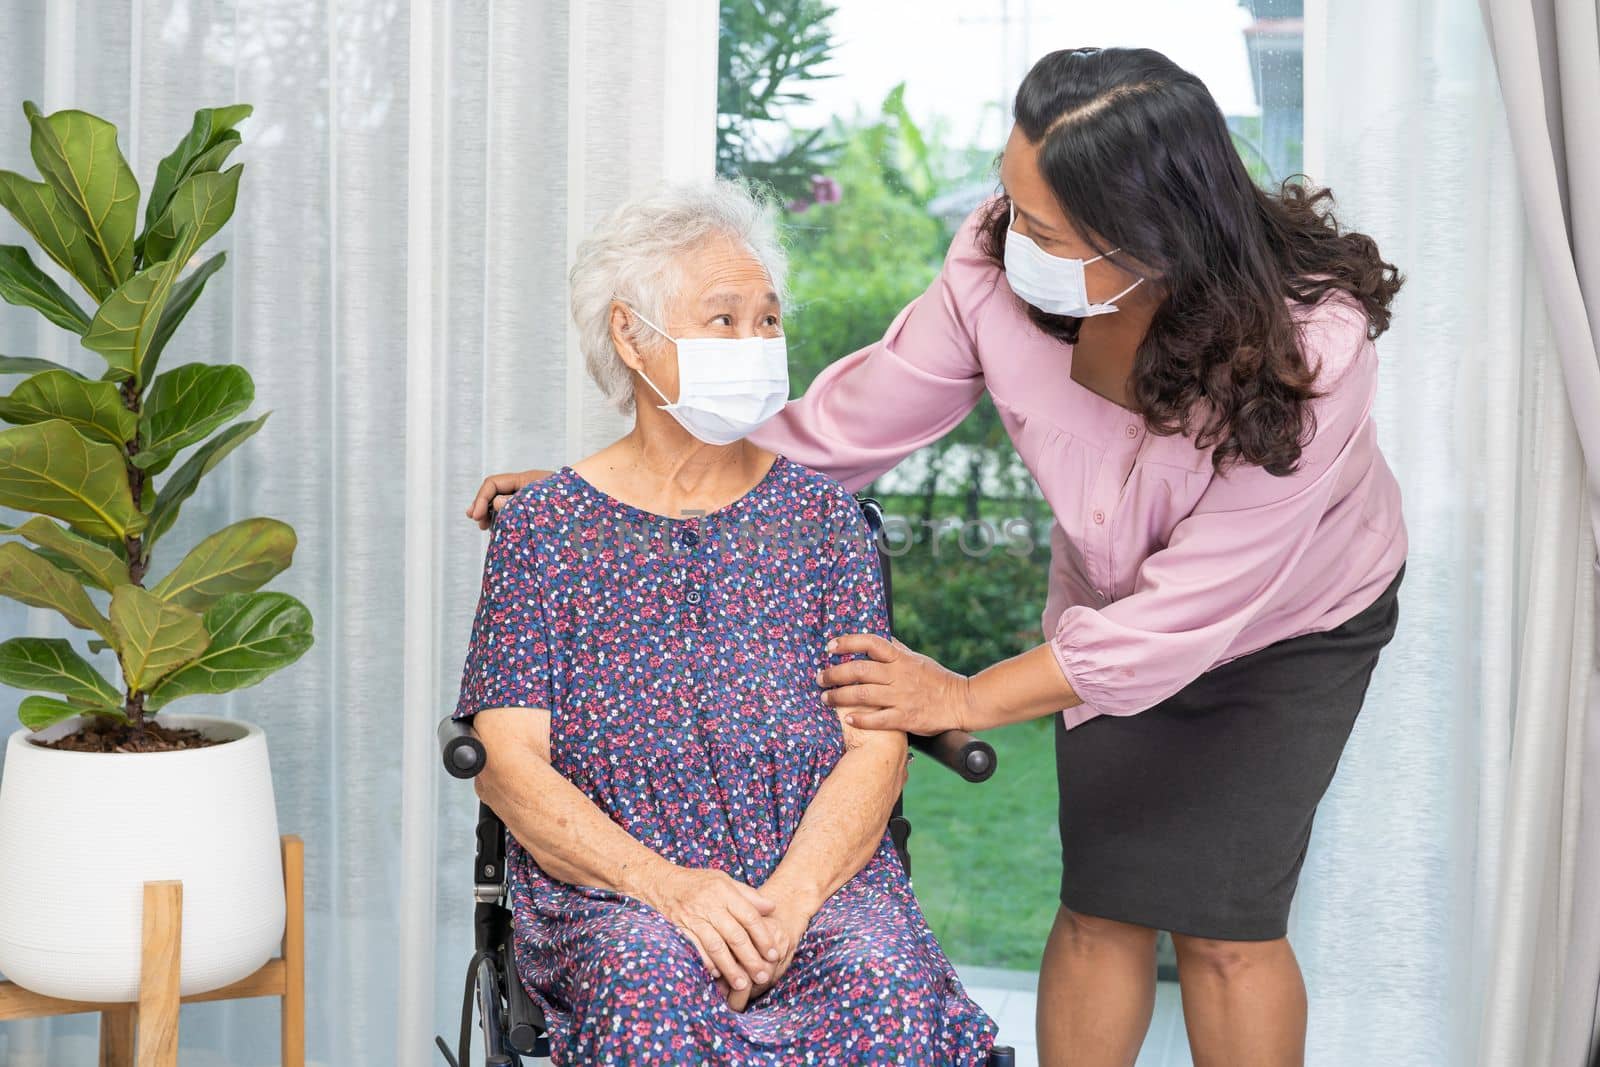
444, 713, 994, 782
909, 729, 997, 783
439, 714, 487, 779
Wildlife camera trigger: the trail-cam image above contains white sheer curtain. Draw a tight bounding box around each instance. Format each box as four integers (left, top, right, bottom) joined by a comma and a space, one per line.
1292, 2, 1595, 1065
0, 1, 714, 1064
1475, 3, 1600, 1061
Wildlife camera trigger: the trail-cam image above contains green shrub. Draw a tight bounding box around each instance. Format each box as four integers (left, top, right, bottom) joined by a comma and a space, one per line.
887, 532, 1045, 677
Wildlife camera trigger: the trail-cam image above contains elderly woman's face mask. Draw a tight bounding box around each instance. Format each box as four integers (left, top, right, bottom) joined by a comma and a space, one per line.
625, 304, 790, 446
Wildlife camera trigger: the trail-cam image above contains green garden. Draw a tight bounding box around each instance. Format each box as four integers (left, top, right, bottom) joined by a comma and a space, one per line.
720, 0, 1059, 969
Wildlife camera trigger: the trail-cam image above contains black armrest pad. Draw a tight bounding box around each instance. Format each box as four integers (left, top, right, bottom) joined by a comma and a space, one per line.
909, 729, 997, 783
439, 715, 487, 779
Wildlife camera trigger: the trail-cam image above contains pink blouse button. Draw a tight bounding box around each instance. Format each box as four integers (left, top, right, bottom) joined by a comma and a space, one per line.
1092, 509, 1105, 524
1125, 424, 1138, 438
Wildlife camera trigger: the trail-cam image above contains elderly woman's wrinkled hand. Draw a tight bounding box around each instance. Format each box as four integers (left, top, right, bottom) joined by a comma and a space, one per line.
717, 889, 812, 1011
638, 865, 789, 998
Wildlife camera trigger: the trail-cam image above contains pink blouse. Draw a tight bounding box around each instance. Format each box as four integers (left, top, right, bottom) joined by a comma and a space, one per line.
748, 201, 1409, 729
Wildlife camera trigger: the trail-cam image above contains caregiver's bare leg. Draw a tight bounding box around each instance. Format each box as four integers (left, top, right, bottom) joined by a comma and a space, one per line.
1170, 933, 1306, 1067
1037, 906, 1160, 1067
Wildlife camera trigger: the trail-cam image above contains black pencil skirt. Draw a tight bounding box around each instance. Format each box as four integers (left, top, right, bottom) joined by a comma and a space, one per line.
1054, 562, 1405, 941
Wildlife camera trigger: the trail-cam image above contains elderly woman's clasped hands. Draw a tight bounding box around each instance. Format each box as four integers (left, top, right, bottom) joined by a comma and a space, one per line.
641, 864, 792, 1009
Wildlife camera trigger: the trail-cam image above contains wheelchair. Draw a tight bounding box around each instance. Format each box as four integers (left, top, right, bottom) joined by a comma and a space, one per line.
435, 496, 1018, 1066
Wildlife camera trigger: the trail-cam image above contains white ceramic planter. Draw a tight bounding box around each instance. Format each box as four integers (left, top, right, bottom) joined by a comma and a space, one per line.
0, 713, 284, 1001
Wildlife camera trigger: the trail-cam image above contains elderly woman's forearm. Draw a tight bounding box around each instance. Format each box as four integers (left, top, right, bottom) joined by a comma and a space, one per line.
478, 755, 670, 899
762, 734, 907, 913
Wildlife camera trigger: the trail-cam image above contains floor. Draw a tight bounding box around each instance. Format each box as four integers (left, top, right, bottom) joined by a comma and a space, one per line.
958, 966, 1195, 1067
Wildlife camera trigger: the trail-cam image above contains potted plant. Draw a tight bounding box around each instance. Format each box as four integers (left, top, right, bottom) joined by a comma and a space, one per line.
0, 101, 313, 1001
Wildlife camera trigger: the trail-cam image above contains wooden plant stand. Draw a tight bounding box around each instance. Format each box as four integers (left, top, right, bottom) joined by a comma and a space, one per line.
0, 834, 305, 1067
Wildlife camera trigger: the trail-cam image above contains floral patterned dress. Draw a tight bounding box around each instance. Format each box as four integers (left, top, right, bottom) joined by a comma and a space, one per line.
452, 454, 998, 1065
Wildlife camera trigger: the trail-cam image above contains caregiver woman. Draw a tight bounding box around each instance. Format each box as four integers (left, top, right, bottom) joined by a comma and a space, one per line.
468, 47, 1408, 1067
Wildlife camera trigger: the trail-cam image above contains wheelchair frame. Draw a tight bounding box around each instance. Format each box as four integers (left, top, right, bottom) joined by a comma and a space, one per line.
436, 496, 1016, 1066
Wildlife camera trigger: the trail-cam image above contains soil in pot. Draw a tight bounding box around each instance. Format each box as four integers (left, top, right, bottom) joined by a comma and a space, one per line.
30, 716, 229, 753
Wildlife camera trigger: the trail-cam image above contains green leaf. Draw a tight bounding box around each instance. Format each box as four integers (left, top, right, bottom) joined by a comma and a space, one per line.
0, 515, 131, 589
143, 105, 251, 238
33, 545, 104, 587
0, 541, 111, 636
0, 170, 118, 301
133, 363, 252, 474
0, 636, 121, 705
144, 252, 225, 382
18, 694, 124, 730
24, 102, 137, 290
149, 516, 295, 613
79, 252, 187, 385
146, 591, 311, 708
141, 166, 241, 270
108, 584, 209, 693
186, 134, 243, 178
0, 355, 87, 379
882, 82, 934, 202
0, 419, 146, 540
145, 413, 267, 546
0, 369, 136, 445
0, 245, 92, 333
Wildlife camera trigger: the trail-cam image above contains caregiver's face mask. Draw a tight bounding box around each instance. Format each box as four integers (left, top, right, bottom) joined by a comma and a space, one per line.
624, 304, 790, 446
1004, 200, 1144, 318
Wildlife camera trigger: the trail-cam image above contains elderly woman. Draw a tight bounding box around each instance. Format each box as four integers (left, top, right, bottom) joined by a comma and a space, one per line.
450, 178, 997, 1065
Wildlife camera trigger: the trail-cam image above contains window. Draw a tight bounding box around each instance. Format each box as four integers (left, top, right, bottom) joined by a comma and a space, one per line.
718, 0, 1304, 983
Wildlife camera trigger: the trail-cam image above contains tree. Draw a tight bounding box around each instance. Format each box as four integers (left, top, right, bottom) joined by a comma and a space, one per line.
717, 0, 843, 204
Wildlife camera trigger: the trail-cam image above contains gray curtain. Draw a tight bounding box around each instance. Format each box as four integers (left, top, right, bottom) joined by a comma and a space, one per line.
1477, 2, 1600, 1065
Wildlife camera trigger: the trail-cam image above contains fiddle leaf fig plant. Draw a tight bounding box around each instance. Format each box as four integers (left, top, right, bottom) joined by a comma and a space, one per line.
0, 101, 313, 741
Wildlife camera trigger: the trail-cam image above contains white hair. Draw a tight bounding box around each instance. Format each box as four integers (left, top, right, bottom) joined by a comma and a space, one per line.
569, 177, 789, 414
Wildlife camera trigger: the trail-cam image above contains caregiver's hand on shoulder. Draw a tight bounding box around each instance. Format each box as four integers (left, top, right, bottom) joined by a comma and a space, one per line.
639, 865, 788, 998
817, 634, 979, 736
465, 469, 554, 530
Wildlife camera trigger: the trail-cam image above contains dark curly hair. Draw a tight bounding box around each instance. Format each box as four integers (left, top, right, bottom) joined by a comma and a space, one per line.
978, 47, 1403, 475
